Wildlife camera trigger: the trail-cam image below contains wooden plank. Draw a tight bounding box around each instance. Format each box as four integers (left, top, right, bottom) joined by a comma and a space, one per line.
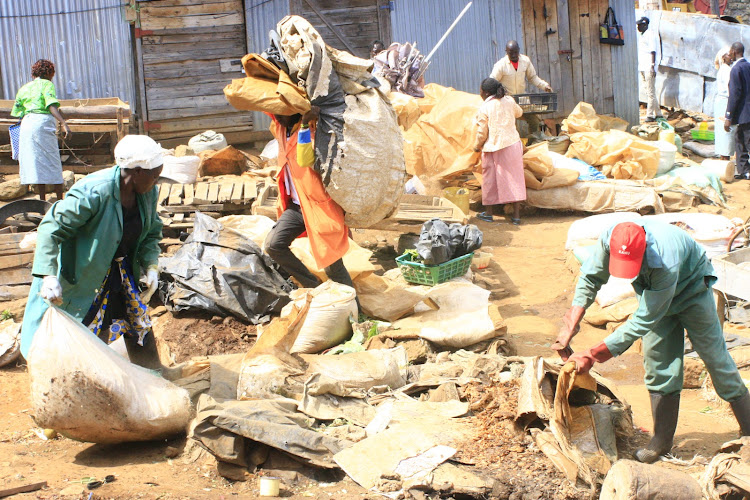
145, 73, 237, 90
158, 183, 171, 206
243, 178, 258, 202
376, 0, 393, 46
135, 35, 148, 130
140, 1, 242, 18
141, 38, 245, 56
0, 284, 31, 301
194, 182, 210, 204
142, 32, 245, 46
140, 12, 244, 31
143, 48, 245, 65
301, 0, 358, 53
183, 184, 195, 206
168, 184, 184, 206
533, 0, 551, 86
144, 60, 222, 79
588, 0, 603, 112
568, 0, 584, 104
147, 115, 252, 134
207, 183, 220, 203
139, 0, 233, 6
0, 253, 33, 270
0, 481, 47, 498
521, 0, 537, 79
556, 0, 576, 116
146, 81, 232, 101
147, 104, 243, 122
578, 0, 593, 104
230, 180, 243, 204
597, 0, 614, 114
545, 0, 563, 118
218, 180, 234, 203
0, 267, 32, 286
147, 94, 233, 111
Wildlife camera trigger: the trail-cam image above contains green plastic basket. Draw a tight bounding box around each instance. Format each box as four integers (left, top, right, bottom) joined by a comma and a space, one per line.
395, 252, 474, 286
690, 129, 715, 141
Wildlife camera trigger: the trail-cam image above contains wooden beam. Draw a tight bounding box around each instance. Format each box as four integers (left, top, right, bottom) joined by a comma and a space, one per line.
0, 481, 47, 498
301, 0, 358, 54
0, 253, 33, 270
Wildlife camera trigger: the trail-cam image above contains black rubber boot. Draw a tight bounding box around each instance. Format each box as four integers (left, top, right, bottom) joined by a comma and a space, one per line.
635, 391, 680, 464
730, 391, 750, 436
123, 330, 162, 371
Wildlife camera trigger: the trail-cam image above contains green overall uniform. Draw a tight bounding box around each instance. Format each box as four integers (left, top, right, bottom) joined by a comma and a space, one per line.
572, 219, 746, 400
20, 166, 162, 358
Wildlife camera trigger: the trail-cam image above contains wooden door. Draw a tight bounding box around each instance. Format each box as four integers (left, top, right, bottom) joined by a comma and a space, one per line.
521, 0, 615, 117
289, 0, 393, 59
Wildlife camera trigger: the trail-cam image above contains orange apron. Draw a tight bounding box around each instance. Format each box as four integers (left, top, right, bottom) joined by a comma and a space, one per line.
273, 118, 349, 269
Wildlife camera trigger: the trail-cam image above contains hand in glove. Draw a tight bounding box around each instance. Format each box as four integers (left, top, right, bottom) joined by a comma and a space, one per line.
41, 275, 63, 305
567, 342, 613, 374
140, 266, 159, 303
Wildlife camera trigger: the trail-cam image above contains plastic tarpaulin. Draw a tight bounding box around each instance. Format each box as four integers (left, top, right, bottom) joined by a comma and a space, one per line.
403, 85, 482, 180
159, 212, 291, 324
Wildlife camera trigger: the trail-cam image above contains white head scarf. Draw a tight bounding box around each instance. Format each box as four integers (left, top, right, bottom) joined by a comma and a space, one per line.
715, 46, 731, 70
114, 135, 164, 170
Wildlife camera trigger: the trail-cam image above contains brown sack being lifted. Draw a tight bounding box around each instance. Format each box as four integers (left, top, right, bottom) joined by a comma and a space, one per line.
223, 53, 310, 116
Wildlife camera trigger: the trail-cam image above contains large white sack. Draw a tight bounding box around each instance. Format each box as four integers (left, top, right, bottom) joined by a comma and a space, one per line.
279, 281, 358, 354
595, 277, 636, 308
565, 212, 642, 250
188, 130, 227, 153
28, 307, 191, 444
161, 155, 201, 184
290, 237, 376, 281
0, 319, 21, 367
332, 89, 407, 228
393, 281, 497, 348
646, 213, 745, 259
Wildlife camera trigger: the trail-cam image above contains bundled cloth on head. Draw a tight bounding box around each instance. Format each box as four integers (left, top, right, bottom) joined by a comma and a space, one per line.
372, 42, 428, 98
223, 16, 406, 228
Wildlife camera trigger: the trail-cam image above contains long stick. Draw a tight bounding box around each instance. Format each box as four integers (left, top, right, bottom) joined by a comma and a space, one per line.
423, 1, 473, 64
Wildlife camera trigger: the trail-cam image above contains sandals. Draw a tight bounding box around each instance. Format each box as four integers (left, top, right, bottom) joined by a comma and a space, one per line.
512, 218, 521, 226
477, 212, 494, 222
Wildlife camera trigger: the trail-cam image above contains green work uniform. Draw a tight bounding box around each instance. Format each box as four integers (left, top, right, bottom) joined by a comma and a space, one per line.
573, 219, 746, 400
12, 78, 60, 118
20, 166, 162, 358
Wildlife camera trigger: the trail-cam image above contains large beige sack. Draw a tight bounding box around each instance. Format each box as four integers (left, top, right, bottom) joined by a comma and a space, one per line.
28, 307, 191, 444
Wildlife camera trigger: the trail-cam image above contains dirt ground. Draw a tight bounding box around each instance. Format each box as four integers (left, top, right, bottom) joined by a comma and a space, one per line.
3, 178, 750, 499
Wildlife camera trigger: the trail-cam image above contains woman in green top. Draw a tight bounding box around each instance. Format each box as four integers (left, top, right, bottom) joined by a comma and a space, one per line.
12, 59, 71, 201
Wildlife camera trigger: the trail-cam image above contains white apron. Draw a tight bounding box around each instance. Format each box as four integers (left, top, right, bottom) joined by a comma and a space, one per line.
18, 112, 63, 185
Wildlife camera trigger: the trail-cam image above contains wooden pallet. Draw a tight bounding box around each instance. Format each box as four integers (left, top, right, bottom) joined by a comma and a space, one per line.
157, 175, 259, 209
0, 232, 33, 301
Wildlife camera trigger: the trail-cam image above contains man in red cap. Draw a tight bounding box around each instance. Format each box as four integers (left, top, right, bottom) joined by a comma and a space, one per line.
552, 220, 750, 463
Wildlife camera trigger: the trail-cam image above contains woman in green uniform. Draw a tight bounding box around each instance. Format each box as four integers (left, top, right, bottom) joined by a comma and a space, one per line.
553, 221, 750, 463
12, 59, 71, 201
21, 135, 164, 371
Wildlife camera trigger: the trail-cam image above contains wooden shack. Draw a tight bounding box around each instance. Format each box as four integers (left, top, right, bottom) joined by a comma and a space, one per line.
134, 0, 257, 146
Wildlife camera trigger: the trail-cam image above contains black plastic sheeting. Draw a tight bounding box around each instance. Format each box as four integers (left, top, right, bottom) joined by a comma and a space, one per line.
416, 219, 483, 266
159, 212, 291, 323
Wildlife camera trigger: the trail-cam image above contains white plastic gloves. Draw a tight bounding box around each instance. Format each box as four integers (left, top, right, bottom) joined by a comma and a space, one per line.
141, 266, 159, 303
41, 275, 63, 304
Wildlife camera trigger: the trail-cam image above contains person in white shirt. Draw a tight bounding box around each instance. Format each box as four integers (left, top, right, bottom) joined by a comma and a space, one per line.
714, 46, 736, 159
637, 16, 662, 122
489, 40, 552, 134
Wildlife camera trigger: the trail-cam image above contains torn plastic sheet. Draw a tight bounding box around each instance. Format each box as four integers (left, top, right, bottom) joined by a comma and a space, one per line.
159, 212, 291, 324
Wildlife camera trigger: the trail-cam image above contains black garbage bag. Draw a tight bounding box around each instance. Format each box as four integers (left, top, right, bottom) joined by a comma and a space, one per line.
416, 219, 453, 265
416, 219, 483, 265
159, 212, 291, 323
450, 223, 483, 257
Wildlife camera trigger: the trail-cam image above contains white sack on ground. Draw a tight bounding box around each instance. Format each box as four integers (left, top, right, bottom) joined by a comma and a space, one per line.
565, 212, 643, 250
279, 281, 358, 354
393, 281, 496, 348
0, 319, 21, 367
28, 307, 191, 444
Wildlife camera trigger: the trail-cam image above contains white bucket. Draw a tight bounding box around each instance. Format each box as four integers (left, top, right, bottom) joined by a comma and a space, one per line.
656, 140, 677, 176
701, 159, 735, 183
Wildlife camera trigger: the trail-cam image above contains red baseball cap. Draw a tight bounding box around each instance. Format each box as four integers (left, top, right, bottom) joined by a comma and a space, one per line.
609, 222, 646, 279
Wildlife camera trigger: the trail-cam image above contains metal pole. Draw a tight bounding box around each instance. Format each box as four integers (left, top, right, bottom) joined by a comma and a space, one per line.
423, 1, 473, 63
711, 0, 721, 16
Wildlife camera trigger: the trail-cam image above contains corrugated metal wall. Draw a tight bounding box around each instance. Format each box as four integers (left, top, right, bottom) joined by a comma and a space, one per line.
244, 0, 290, 131
611, 0, 639, 125
0, 0, 136, 105
390, 0, 523, 93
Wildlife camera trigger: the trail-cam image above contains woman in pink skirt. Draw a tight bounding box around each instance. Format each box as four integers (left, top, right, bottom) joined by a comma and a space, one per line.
473, 78, 525, 225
